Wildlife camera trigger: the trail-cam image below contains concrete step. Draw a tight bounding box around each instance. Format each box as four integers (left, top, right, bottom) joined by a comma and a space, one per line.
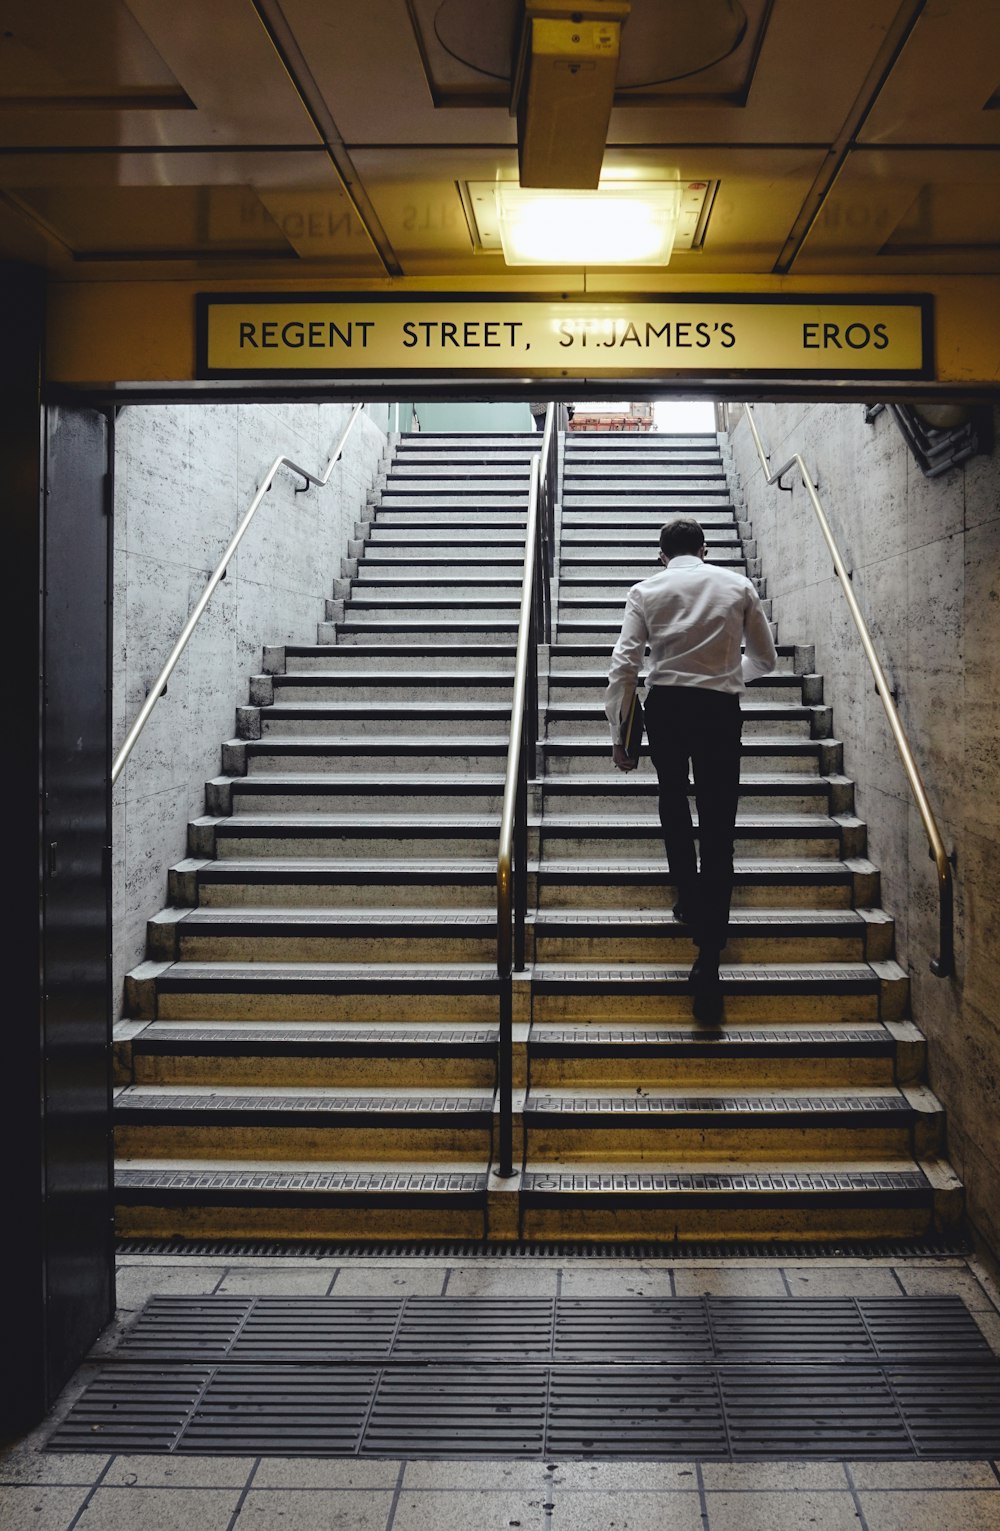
529, 908, 891, 965
522, 1083, 943, 1159
527, 1020, 922, 1088
115, 1158, 492, 1239
375, 500, 529, 515
540, 773, 853, 817
170, 856, 500, 910
344, 594, 523, 612
151, 907, 502, 964
542, 737, 843, 776
125, 960, 506, 1023
389, 464, 533, 480
333, 621, 520, 642
275, 643, 517, 673
564, 464, 725, 480
362, 529, 526, 548
394, 434, 539, 447
535, 857, 880, 911
114, 1083, 495, 1160
268, 672, 514, 704
546, 701, 825, 740
548, 642, 809, 674
354, 560, 525, 576
547, 673, 814, 705
253, 701, 514, 737
536, 812, 861, 860
116, 1018, 500, 1088
230, 737, 510, 775
561, 497, 734, 512
560, 511, 738, 532
529, 959, 908, 1025
216, 772, 509, 816
349, 581, 525, 601
192, 812, 504, 860
519, 1157, 953, 1241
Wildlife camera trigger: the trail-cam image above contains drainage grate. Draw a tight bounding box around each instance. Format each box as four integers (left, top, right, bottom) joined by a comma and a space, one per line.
49, 1296, 1000, 1459
115, 1234, 974, 1259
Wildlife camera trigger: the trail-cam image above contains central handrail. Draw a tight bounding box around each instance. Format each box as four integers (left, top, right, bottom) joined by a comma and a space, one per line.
496, 405, 558, 1177
740, 403, 954, 979
112, 402, 365, 786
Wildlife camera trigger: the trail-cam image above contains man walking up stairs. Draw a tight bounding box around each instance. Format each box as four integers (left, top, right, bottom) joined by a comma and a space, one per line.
114, 423, 962, 1246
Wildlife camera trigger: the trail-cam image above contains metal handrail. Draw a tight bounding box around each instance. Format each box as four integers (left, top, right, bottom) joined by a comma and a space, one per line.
111, 402, 365, 786
496, 405, 559, 1177
740, 404, 954, 979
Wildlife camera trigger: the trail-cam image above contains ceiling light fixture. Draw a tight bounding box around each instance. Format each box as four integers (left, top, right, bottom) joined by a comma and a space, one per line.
493, 181, 681, 266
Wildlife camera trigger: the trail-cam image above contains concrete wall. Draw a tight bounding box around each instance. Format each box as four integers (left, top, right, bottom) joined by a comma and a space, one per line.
112, 401, 388, 1014
729, 401, 1000, 1251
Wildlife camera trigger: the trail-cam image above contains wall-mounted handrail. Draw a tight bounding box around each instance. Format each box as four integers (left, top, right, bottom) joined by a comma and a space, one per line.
740, 403, 954, 979
496, 405, 558, 1177
111, 402, 365, 786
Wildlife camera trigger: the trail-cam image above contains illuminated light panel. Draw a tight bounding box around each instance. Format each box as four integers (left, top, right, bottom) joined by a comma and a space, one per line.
494, 183, 681, 266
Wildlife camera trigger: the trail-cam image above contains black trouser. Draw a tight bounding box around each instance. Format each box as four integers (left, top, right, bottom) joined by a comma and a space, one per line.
644, 685, 743, 954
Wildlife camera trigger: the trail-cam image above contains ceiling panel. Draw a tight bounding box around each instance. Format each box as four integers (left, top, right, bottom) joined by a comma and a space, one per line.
0, 0, 320, 147
280, 0, 517, 147
607, 0, 905, 144
0, 149, 386, 273
859, 0, 1000, 147
794, 150, 1000, 274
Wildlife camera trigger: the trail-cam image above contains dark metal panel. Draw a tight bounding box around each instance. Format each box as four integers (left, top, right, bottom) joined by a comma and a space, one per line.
1, 261, 48, 1437
39, 401, 115, 1411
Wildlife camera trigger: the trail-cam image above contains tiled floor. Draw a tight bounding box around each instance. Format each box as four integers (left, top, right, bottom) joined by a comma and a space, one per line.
5, 1249, 1000, 1530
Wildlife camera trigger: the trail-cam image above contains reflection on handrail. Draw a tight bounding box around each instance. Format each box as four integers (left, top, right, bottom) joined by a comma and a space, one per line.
741, 403, 954, 979
112, 403, 365, 786
496, 405, 558, 1176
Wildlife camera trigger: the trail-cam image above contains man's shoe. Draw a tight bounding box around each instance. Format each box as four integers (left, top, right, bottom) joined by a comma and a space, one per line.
689, 953, 724, 1025
672, 902, 689, 924
692, 983, 724, 1025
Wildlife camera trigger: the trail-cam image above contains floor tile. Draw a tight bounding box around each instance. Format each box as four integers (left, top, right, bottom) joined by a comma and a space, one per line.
558, 1267, 675, 1297
0, 1484, 90, 1531
215, 1268, 334, 1296
254, 1459, 402, 1489
549, 1490, 704, 1529
72, 1486, 241, 1530
849, 1461, 1000, 1489
401, 1461, 554, 1491
783, 1268, 902, 1297
893, 1267, 995, 1309
548, 1462, 699, 1492
702, 1462, 847, 1491
443, 1266, 559, 1296
234, 1488, 394, 1529
705, 1489, 861, 1530
390, 1490, 551, 1531
115, 1266, 226, 1309
330, 1266, 447, 1296
859, 1489, 1000, 1530
673, 1267, 788, 1297
101, 1455, 254, 1487
0, 1449, 109, 1485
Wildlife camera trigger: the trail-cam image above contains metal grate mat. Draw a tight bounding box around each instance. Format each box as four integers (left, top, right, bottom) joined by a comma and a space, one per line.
48, 1295, 1000, 1459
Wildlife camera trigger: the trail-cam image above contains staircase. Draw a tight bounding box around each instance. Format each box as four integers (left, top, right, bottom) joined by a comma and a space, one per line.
115, 427, 963, 1244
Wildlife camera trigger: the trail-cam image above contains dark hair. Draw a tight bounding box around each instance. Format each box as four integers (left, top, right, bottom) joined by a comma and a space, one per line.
659, 517, 705, 558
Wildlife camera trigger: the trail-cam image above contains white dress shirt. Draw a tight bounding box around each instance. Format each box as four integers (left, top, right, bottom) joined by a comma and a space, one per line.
605, 554, 778, 743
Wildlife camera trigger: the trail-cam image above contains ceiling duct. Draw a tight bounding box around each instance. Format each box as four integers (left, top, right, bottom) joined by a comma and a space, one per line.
512, 0, 630, 189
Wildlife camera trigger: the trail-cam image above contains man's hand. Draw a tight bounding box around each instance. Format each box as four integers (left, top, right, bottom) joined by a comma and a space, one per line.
612, 743, 637, 772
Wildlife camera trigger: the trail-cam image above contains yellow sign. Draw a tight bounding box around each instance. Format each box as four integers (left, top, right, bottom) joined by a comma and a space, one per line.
197, 294, 932, 378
